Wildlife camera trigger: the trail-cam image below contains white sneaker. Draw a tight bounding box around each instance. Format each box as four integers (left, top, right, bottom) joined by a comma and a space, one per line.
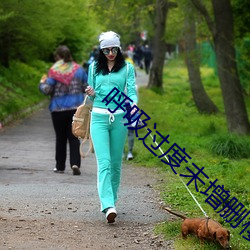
53, 168, 64, 173
127, 152, 133, 160
105, 207, 117, 223
72, 165, 81, 175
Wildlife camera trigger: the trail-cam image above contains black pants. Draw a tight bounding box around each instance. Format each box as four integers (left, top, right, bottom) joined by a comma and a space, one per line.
144, 59, 151, 74
51, 110, 80, 171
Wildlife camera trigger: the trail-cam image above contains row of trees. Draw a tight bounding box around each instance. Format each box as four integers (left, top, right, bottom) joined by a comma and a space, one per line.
0, 0, 249, 134
188, 0, 250, 134
147, 0, 250, 135
93, 0, 250, 135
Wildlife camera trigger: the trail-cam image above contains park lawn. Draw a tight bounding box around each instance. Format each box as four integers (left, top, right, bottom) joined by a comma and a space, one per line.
131, 58, 250, 250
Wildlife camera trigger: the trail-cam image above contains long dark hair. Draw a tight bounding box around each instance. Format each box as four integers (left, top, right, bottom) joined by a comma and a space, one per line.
95, 48, 126, 75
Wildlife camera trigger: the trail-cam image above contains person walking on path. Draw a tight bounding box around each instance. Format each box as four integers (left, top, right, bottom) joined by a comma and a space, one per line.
123, 51, 138, 160
39, 45, 88, 176
85, 31, 138, 223
143, 44, 153, 75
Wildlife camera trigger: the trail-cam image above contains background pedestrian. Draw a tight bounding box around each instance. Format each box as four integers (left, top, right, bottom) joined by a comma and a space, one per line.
39, 45, 88, 175
143, 44, 153, 74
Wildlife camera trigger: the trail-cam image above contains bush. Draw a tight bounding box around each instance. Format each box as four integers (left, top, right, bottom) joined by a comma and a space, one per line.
210, 134, 250, 159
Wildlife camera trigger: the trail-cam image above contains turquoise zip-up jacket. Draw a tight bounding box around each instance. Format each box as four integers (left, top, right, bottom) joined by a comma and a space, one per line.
87, 62, 138, 110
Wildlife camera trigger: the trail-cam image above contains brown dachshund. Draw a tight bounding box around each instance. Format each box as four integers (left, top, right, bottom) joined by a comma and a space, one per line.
162, 206, 231, 249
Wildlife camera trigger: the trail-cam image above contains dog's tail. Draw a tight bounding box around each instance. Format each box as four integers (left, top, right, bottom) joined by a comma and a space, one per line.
161, 206, 187, 220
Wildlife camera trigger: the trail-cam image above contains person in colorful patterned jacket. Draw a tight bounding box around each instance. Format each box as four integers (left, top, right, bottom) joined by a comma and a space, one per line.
39, 45, 88, 175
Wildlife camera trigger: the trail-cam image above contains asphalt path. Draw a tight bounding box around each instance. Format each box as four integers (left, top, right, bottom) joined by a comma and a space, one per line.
0, 106, 166, 224
0, 69, 174, 249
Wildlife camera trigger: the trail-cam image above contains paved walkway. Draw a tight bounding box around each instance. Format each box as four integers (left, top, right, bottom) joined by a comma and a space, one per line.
0, 69, 154, 222
0, 71, 174, 249
135, 68, 149, 87
0, 105, 163, 223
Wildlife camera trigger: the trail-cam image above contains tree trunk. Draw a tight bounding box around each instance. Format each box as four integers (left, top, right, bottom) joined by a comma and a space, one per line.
184, 3, 218, 114
191, 0, 250, 134
212, 0, 250, 134
147, 0, 168, 89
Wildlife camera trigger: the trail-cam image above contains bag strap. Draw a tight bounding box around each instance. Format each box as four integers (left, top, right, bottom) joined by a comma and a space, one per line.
83, 94, 88, 105
79, 110, 93, 158
79, 140, 93, 158
79, 95, 93, 158
78, 62, 96, 159
79, 137, 93, 158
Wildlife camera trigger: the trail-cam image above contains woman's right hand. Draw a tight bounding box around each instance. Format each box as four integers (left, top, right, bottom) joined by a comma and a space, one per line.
40, 74, 47, 83
85, 86, 96, 97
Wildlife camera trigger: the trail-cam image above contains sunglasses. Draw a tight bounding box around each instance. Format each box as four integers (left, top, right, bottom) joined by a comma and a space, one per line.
102, 47, 119, 55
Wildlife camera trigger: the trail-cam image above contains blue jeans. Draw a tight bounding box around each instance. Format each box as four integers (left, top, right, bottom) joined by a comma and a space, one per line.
90, 111, 127, 212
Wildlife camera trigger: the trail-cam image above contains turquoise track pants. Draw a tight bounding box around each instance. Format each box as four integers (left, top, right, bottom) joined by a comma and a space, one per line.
90, 111, 127, 212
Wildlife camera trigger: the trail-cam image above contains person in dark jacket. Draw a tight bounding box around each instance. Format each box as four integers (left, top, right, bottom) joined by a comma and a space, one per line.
143, 44, 152, 74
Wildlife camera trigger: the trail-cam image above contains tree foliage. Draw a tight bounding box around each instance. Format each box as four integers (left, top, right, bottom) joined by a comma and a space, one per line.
91, 0, 155, 46
164, 2, 184, 44
0, 0, 99, 67
232, 0, 250, 95
232, 0, 250, 39
0, 0, 249, 134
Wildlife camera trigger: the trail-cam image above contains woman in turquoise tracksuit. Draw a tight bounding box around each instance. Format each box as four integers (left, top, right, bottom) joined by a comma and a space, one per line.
86, 31, 138, 223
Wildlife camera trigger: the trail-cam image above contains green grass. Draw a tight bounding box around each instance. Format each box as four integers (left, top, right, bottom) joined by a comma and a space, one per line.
210, 134, 250, 159
0, 60, 50, 123
131, 58, 250, 250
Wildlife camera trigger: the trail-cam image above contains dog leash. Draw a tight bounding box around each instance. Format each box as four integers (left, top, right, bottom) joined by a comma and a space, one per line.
146, 129, 209, 218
